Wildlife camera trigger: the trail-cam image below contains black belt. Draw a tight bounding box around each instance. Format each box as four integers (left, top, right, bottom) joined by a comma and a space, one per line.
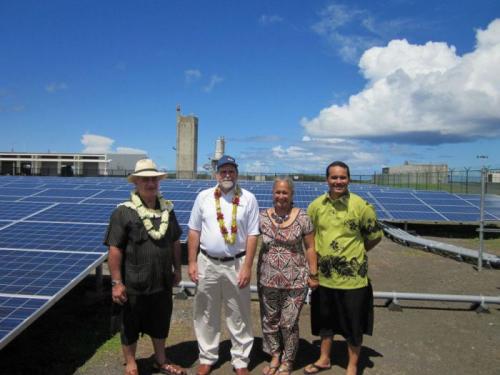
200, 249, 246, 262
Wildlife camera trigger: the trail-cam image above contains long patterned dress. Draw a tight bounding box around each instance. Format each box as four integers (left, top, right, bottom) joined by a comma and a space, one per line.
257, 208, 313, 365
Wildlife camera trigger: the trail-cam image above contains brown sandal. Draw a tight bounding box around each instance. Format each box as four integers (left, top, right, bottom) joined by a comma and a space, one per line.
153, 360, 187, 375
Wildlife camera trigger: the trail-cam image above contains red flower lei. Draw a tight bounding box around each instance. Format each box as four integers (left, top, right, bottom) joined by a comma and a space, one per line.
214, 185, 240, 244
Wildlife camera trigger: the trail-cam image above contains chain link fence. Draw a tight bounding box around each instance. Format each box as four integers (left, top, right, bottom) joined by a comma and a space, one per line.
3, 166, 499, 195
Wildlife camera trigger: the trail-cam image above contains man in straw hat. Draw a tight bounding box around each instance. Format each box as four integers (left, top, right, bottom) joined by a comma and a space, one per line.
187, 155, 260, 375
104, 159, 186, 375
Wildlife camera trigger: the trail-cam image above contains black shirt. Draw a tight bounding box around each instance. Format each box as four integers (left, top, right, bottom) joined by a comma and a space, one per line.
104, 205, 182, 295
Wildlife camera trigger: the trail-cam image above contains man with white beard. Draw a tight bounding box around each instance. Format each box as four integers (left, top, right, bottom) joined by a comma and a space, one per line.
187, 155, 260, 375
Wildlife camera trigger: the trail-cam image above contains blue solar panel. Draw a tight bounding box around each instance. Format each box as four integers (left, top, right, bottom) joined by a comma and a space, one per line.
0, 295, 48, 344
0, 222, 107, 253
0, 202, 53, 220
94, 190, 130, 199
382, 204, 433, 212
420, 198, 465, 205
377, 197, 422, 205
0, 188, 42, 197
442, 213, 499, 222
174, 210, 191, 225
19, 196, 88, 204
173, 201, 194, 211
389, 211, 447, 221
431, 205, 480, 213
83, 198, 123, 205
162, 191, 199, 200
36, 189, 102, 198
28, 203, 115, 223
0, 250, 105, 296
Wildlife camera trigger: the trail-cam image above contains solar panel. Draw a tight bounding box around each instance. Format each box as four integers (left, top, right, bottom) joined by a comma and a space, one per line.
0, 295, 48, 345
0, 222, 107, 253
28, 203, 115, 224
20, 196, 88, 204
388, 211, 447, 221
442, 212, 499, 222
0, 188, 42, 197
0, 250, 105, 296
35, 188, 103, 198
0, 202, 54, 220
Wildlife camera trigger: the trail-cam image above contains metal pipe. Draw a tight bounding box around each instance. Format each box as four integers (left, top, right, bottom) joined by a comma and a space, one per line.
176, 281, 500, 305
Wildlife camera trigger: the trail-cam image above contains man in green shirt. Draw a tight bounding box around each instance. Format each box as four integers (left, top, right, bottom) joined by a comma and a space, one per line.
304, 161, 383, 375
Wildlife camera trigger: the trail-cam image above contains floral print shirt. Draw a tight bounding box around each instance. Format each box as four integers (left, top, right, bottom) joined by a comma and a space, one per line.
307, 192, 383, 290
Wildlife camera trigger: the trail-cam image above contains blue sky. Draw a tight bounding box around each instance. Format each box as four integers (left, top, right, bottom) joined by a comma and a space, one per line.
1, 0, 499, 174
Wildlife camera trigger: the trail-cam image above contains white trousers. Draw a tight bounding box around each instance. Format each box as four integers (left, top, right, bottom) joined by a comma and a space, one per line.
194, 252, 253, 369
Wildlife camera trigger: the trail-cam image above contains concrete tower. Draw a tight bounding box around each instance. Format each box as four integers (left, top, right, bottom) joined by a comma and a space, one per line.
176, 105, 198, 179
211, 136, 225, 172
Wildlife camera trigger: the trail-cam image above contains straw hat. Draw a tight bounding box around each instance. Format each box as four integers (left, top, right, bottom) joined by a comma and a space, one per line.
127, 159, 167, 182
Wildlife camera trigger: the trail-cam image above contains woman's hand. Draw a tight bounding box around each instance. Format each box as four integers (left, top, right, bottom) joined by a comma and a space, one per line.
307, 276, 319, 289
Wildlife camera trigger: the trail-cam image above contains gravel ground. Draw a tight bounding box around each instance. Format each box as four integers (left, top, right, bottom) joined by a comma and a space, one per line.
1, 237, 499, 375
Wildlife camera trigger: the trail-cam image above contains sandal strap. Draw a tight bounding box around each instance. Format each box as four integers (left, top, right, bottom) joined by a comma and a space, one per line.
155, 361, 186, 375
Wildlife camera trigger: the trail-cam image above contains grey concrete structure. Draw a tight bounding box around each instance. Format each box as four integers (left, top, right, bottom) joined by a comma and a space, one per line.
175, 106, 198, 179
210, 136, 225, 172
377, 162, 449, 185
107, 152, 148, 176
0, 151, 146, 176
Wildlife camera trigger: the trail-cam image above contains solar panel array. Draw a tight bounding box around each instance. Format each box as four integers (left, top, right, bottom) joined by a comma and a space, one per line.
0, 175, 499, 349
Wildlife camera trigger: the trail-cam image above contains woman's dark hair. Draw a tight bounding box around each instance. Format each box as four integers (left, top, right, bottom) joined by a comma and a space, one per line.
325, 161, 350, 178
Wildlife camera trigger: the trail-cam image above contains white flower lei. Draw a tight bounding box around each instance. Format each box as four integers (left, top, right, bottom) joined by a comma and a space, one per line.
119, 192, 174, 240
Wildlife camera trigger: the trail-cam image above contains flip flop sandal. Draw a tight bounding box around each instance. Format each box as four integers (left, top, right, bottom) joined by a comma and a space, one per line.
277, 363, 292, 375
262, 363, 280, 375
303, 363, 332, 374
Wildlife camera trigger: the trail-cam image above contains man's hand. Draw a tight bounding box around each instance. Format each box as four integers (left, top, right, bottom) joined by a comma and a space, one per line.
112, 283, 127, 305
188, 262, 198, 283
237, 264, 252, 288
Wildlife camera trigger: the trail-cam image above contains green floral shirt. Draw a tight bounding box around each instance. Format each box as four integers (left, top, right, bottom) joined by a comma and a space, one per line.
307, 192, 383, 289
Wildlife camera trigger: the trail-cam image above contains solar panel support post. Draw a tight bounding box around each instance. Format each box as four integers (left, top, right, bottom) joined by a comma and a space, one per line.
478, 167, 486, 272
95, 264, 103, 292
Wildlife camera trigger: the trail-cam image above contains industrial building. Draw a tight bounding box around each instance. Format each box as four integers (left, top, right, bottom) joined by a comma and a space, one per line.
377, 162, 449, 185
0, 151, 147, 176
175, 106, 198, 179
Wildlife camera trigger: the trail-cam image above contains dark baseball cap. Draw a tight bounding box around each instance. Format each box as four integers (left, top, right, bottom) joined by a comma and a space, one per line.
217, 155, 238, 170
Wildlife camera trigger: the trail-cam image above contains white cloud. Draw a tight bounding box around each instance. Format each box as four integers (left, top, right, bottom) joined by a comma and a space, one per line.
203, 74, 224, 92
302, 19, 500, 145
81, 134, 149, 155
244, 160, 272, 173
259, 14, 284, 26
81, 134, 114, 153
45, 82, 68, 93
116, 147, 147, 154
185, 69, 202, 84
312, 2, 415, 63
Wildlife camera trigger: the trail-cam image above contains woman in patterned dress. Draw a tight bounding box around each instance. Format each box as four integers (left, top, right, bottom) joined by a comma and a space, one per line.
258, 177, 319, 375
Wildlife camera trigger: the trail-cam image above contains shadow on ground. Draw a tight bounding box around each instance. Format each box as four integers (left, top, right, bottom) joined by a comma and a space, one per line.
0, 276, 114, 375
